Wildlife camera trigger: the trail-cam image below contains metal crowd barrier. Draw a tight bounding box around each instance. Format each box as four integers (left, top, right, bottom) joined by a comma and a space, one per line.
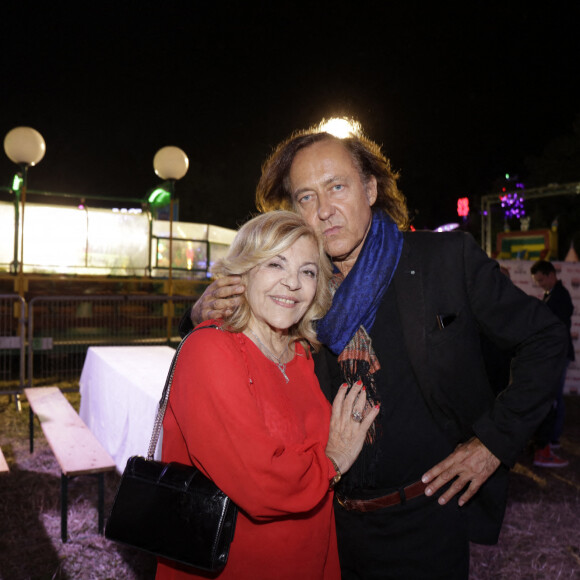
0, 294, 26, 398
26, 295, 194, 390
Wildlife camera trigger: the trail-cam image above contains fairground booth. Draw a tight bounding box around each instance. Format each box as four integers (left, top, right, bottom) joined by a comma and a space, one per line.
480, 181, 580, 395
0, 130, 236, 401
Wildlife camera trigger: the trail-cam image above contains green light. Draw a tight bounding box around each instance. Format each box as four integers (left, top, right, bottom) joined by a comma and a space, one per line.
505, 173, 510, 180
11, 173, 23, 192
148, 187, 171, 207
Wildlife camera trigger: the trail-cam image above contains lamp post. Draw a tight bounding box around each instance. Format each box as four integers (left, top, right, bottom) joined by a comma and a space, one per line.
152, 145, 189, 316
3, 127, 45, 410
3, 127, 46, 281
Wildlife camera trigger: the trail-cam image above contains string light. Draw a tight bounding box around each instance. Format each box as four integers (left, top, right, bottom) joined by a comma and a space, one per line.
500, 193, 525, 219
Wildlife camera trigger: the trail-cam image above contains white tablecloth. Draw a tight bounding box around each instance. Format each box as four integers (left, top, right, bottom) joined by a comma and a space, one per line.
79, 345, 175, 472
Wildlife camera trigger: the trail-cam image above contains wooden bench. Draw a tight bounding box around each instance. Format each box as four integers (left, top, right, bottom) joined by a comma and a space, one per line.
24, 387, 116, 542
0, 447, 8, 472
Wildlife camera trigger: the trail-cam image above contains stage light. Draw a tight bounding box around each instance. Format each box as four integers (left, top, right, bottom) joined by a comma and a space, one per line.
318, 117, 362, 138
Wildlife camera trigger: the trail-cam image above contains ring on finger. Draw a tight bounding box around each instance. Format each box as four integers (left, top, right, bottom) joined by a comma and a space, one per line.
351, 410, 363, 422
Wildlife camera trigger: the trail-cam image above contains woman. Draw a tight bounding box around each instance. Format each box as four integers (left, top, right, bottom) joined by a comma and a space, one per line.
157, 211, 379, 580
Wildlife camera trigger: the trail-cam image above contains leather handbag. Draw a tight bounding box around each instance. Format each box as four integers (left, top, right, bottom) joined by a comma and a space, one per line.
105, 325, 238, 572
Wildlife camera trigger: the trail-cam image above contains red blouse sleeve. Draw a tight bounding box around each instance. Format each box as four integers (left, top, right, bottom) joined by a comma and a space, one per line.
163, 326, 336, 521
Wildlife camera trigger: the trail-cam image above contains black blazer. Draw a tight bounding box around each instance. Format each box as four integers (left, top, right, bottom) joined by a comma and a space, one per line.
315, 231, 568, 543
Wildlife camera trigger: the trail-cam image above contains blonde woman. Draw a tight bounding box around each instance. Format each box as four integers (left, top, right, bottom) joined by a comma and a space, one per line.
157, 211, 378, 580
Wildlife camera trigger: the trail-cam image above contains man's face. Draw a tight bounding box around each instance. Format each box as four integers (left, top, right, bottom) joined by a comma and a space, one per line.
288, 139, 377, 275
532, 271, 556, 292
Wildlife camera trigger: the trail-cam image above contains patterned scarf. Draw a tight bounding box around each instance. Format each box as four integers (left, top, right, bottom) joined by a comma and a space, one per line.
317, 210, 403, 487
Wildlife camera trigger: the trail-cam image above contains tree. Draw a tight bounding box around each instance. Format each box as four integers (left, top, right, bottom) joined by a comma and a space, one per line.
525, 113, 580, 186
523, 113, 580, 259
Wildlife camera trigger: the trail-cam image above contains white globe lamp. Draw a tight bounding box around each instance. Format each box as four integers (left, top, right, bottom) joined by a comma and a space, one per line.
153, 146, 189, 180
4, 126, 46, 166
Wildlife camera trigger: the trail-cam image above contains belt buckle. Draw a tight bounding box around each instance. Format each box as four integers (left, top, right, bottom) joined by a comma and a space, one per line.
336, 494, 348, 509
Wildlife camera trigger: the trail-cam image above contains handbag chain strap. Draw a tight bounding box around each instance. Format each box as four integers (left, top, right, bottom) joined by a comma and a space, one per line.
147, 324, 219, 460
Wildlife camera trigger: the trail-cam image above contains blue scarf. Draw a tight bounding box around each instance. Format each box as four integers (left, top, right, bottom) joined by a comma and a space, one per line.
317, 211, 403, 355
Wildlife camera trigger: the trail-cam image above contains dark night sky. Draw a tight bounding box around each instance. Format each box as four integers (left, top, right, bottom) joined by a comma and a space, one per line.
1, 1, 580, 230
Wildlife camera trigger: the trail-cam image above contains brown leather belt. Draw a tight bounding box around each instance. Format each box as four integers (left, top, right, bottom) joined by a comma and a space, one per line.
336, 480, 427, 512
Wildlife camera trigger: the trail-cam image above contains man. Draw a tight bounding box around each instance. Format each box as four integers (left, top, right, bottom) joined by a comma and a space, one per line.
530, 259, 574, 468
181, 127, 567, 579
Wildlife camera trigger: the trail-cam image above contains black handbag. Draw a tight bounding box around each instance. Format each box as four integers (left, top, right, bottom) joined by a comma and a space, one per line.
105, 325, 238, 572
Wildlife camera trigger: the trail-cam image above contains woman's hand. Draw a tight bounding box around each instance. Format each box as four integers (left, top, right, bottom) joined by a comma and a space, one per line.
325, 381, 380, 474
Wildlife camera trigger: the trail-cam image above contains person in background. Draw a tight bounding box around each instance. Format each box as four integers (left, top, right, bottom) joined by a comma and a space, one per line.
158, 211, 379, 580
530, 259, 574, 468
180, 125, 567, 579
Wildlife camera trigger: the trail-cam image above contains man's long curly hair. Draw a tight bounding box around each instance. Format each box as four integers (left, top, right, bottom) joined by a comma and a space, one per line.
255, 126, 410, 231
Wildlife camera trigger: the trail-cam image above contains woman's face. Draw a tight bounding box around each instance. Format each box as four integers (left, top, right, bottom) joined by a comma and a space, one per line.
246, 235, 320, 334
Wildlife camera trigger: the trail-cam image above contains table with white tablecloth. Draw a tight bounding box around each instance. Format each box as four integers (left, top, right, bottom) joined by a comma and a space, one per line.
79, 345, 176, 472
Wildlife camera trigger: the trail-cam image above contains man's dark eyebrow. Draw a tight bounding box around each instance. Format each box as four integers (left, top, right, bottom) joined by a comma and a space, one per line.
292, 176, 347, 198
292, 186, 314, 199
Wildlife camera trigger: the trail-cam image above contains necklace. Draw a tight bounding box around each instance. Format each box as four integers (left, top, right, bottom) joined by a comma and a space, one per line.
247, 328, 290, 383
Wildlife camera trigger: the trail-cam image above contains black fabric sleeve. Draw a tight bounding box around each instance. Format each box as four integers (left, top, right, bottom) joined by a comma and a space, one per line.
461, 235, 569, 466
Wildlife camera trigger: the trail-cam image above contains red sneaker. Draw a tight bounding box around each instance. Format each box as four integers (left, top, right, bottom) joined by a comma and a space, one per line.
533, 444, 569, 468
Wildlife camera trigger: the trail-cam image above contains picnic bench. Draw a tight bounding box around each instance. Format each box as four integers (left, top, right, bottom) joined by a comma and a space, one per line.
24, 386, 116, 542
0, 447, 8, 472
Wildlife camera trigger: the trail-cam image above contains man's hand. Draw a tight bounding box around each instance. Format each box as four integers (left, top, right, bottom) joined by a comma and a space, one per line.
191, 276, 245, 325
421, 437, 501, 507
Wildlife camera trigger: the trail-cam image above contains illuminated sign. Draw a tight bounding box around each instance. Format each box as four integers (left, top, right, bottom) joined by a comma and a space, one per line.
457, 197, 469, 217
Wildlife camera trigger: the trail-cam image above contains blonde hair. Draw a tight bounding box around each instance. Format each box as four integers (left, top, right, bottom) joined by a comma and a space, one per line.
212, 211, 332, 351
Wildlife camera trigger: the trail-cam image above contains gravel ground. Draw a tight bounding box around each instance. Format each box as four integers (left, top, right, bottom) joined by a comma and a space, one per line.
0, 393, 579, 579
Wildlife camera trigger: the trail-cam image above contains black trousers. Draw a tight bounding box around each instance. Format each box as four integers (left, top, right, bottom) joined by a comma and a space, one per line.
335, 493, 470, 580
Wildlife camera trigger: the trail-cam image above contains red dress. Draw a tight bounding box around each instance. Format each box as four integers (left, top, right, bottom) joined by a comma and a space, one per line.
156, 322, 340, 580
